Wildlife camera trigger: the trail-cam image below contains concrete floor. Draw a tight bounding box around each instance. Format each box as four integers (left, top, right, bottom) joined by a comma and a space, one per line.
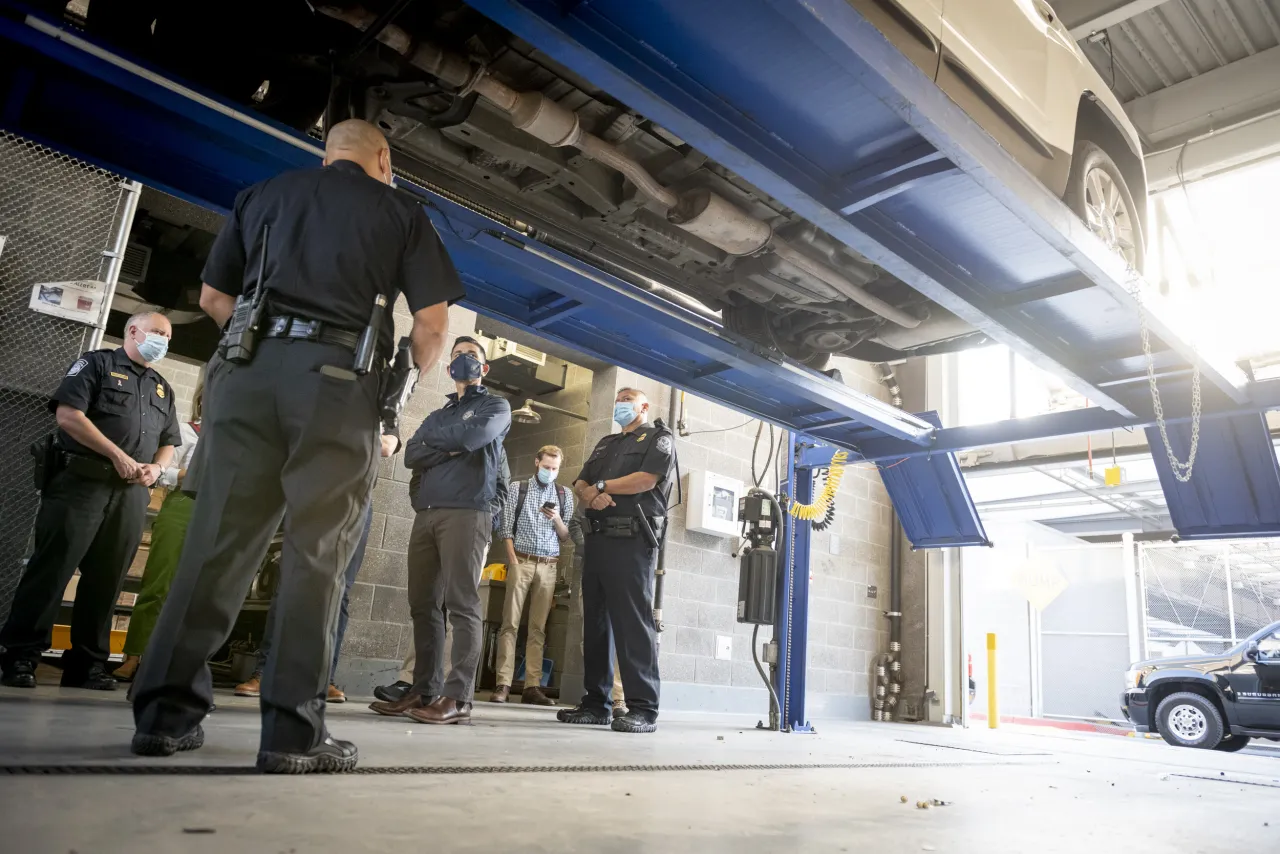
1, 686, 1277, 853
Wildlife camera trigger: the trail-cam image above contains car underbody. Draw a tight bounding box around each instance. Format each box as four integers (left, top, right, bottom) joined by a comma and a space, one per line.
65, 0, 995, 365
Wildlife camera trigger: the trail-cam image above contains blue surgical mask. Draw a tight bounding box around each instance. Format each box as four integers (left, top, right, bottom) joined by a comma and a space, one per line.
448, 353, 483, 381
536, 467, 556, 485
613, 401, 637, 427
136, 332, 168, 364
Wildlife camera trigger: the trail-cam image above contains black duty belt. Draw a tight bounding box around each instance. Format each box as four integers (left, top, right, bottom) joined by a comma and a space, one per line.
586, 515, 666, 546
61, 452, 127, 485
263, 316, 360, 351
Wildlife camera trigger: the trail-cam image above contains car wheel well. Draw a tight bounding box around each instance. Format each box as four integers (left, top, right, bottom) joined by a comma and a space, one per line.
1149, 680, 1225, 722
1074, 94, 1148, 247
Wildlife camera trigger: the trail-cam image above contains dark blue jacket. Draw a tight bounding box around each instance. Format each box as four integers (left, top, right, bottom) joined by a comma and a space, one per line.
406, 385, 511, 512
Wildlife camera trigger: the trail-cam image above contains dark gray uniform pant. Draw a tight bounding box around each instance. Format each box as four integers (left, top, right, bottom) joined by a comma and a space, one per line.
132, 339, 378, 753
406, 507, 492, 703
0, 471, 148, 671
580, 532, 661, 720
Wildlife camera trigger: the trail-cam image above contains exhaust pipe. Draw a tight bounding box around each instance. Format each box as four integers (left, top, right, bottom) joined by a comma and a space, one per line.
322, 6, 919, 328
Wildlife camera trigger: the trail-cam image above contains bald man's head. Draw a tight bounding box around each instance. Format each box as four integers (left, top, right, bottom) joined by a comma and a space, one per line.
324, 119, 393, 185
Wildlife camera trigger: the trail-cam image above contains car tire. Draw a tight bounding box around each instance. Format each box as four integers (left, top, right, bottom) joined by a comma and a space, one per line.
1213, 735, 1252, 752
1155, 691, 1224, 749
1063, 140, 1145, 274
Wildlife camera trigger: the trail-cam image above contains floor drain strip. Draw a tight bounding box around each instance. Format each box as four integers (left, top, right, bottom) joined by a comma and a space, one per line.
0, 759, 1032, 776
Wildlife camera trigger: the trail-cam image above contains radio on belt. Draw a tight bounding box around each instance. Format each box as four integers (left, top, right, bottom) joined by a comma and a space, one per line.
737, 491, 779, 625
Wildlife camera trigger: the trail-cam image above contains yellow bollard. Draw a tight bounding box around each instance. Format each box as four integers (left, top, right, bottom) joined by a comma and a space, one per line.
986, 632, 998, 729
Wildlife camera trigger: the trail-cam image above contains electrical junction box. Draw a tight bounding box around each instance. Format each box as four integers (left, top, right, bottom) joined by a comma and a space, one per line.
686, 469, 744, 537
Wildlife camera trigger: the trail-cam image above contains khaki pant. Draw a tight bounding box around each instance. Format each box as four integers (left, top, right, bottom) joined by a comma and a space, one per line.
495, 555, 557, 689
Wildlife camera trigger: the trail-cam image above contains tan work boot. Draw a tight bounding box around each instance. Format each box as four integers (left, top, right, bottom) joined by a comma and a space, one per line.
522, 686, 555, 706
113, 655, 140, 682
326, 684, 346, 703
489, 685, 510, 703
235, 673, 262, 697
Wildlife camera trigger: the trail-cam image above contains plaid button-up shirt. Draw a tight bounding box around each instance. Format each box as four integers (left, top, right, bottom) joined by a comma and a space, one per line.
500, 476, 574, 558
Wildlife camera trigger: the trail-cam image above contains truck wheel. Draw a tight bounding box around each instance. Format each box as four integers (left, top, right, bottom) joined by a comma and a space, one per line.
1064, 140, 1144, 274
1213, 735, 1251, 752
1155, 691, 1224, 749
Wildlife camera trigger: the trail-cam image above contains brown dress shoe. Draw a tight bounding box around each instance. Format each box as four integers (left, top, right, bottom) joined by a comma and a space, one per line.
326, 684, 346, 703
235, 674, 262, 697
406, 695, 472, 725
489, 685, 510, 703
522, 686, 555, 706
369, 692, 427, 717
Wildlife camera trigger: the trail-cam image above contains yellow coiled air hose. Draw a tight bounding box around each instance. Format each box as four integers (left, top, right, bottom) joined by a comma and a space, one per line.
788, 450, 848, 521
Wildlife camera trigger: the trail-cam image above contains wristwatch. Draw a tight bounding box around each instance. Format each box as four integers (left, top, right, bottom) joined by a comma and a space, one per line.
595, 480, 607, 494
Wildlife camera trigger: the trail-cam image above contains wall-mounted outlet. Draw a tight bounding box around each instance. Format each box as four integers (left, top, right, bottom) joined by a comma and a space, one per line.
716, 635, 733, 661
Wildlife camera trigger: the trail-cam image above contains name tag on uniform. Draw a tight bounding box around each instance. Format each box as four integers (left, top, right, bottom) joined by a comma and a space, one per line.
110, 371, 129, 380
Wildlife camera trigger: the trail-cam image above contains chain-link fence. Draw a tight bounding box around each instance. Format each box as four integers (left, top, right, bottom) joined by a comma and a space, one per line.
1141, 541, 1280, 657
0, 131, 132, 624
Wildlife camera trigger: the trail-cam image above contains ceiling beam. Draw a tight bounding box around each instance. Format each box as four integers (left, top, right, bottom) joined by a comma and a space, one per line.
1059, 0, 1172, 39
1146, 107, 1280, 190
1126, 44, 1280, 149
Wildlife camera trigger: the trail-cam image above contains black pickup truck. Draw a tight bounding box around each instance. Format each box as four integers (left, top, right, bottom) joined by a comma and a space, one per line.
1121, 621, 1280, 751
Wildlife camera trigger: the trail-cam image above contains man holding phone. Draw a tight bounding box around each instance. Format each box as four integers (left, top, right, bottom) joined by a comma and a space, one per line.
490, 445, 575, 705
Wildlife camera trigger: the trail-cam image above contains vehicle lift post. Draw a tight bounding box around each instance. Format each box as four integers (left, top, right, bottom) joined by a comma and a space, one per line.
773, 433, 838, 734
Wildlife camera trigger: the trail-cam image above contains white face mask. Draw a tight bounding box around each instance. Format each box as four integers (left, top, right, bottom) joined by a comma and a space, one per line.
135, 330, 169, 363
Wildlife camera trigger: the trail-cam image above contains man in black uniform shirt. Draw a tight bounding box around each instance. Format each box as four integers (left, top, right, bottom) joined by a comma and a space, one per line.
559, 388, 675, 733
131, 119, 463, 774
0, 311, 180, 691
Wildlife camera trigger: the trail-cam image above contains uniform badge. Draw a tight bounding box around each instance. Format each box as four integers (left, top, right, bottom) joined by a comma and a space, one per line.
656, 435, 673, 453
67, 358, 87, 377
462, 409, 473, 420
155, 384, 165, 398
636, 432, 647, 442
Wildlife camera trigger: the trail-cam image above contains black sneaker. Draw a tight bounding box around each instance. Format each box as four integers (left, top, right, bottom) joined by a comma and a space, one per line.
257, 736, 359, 774
61, 663, 116, 691
373, 680, 412, 703
612, 702, 628, 720
556, 704, 612, 726
611, 711, 657, 733
131, 724, 205, 757
0, 660, 37, 689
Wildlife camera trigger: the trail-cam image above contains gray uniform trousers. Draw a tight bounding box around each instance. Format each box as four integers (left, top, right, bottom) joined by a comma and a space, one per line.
132, 339, 379, 753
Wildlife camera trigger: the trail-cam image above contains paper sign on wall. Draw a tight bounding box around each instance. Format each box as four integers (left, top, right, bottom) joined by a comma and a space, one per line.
29, 279, 108, 324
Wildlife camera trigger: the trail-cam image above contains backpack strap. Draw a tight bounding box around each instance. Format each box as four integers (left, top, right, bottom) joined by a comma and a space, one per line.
511, 480, 530, 539
556, 484, 567, 520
